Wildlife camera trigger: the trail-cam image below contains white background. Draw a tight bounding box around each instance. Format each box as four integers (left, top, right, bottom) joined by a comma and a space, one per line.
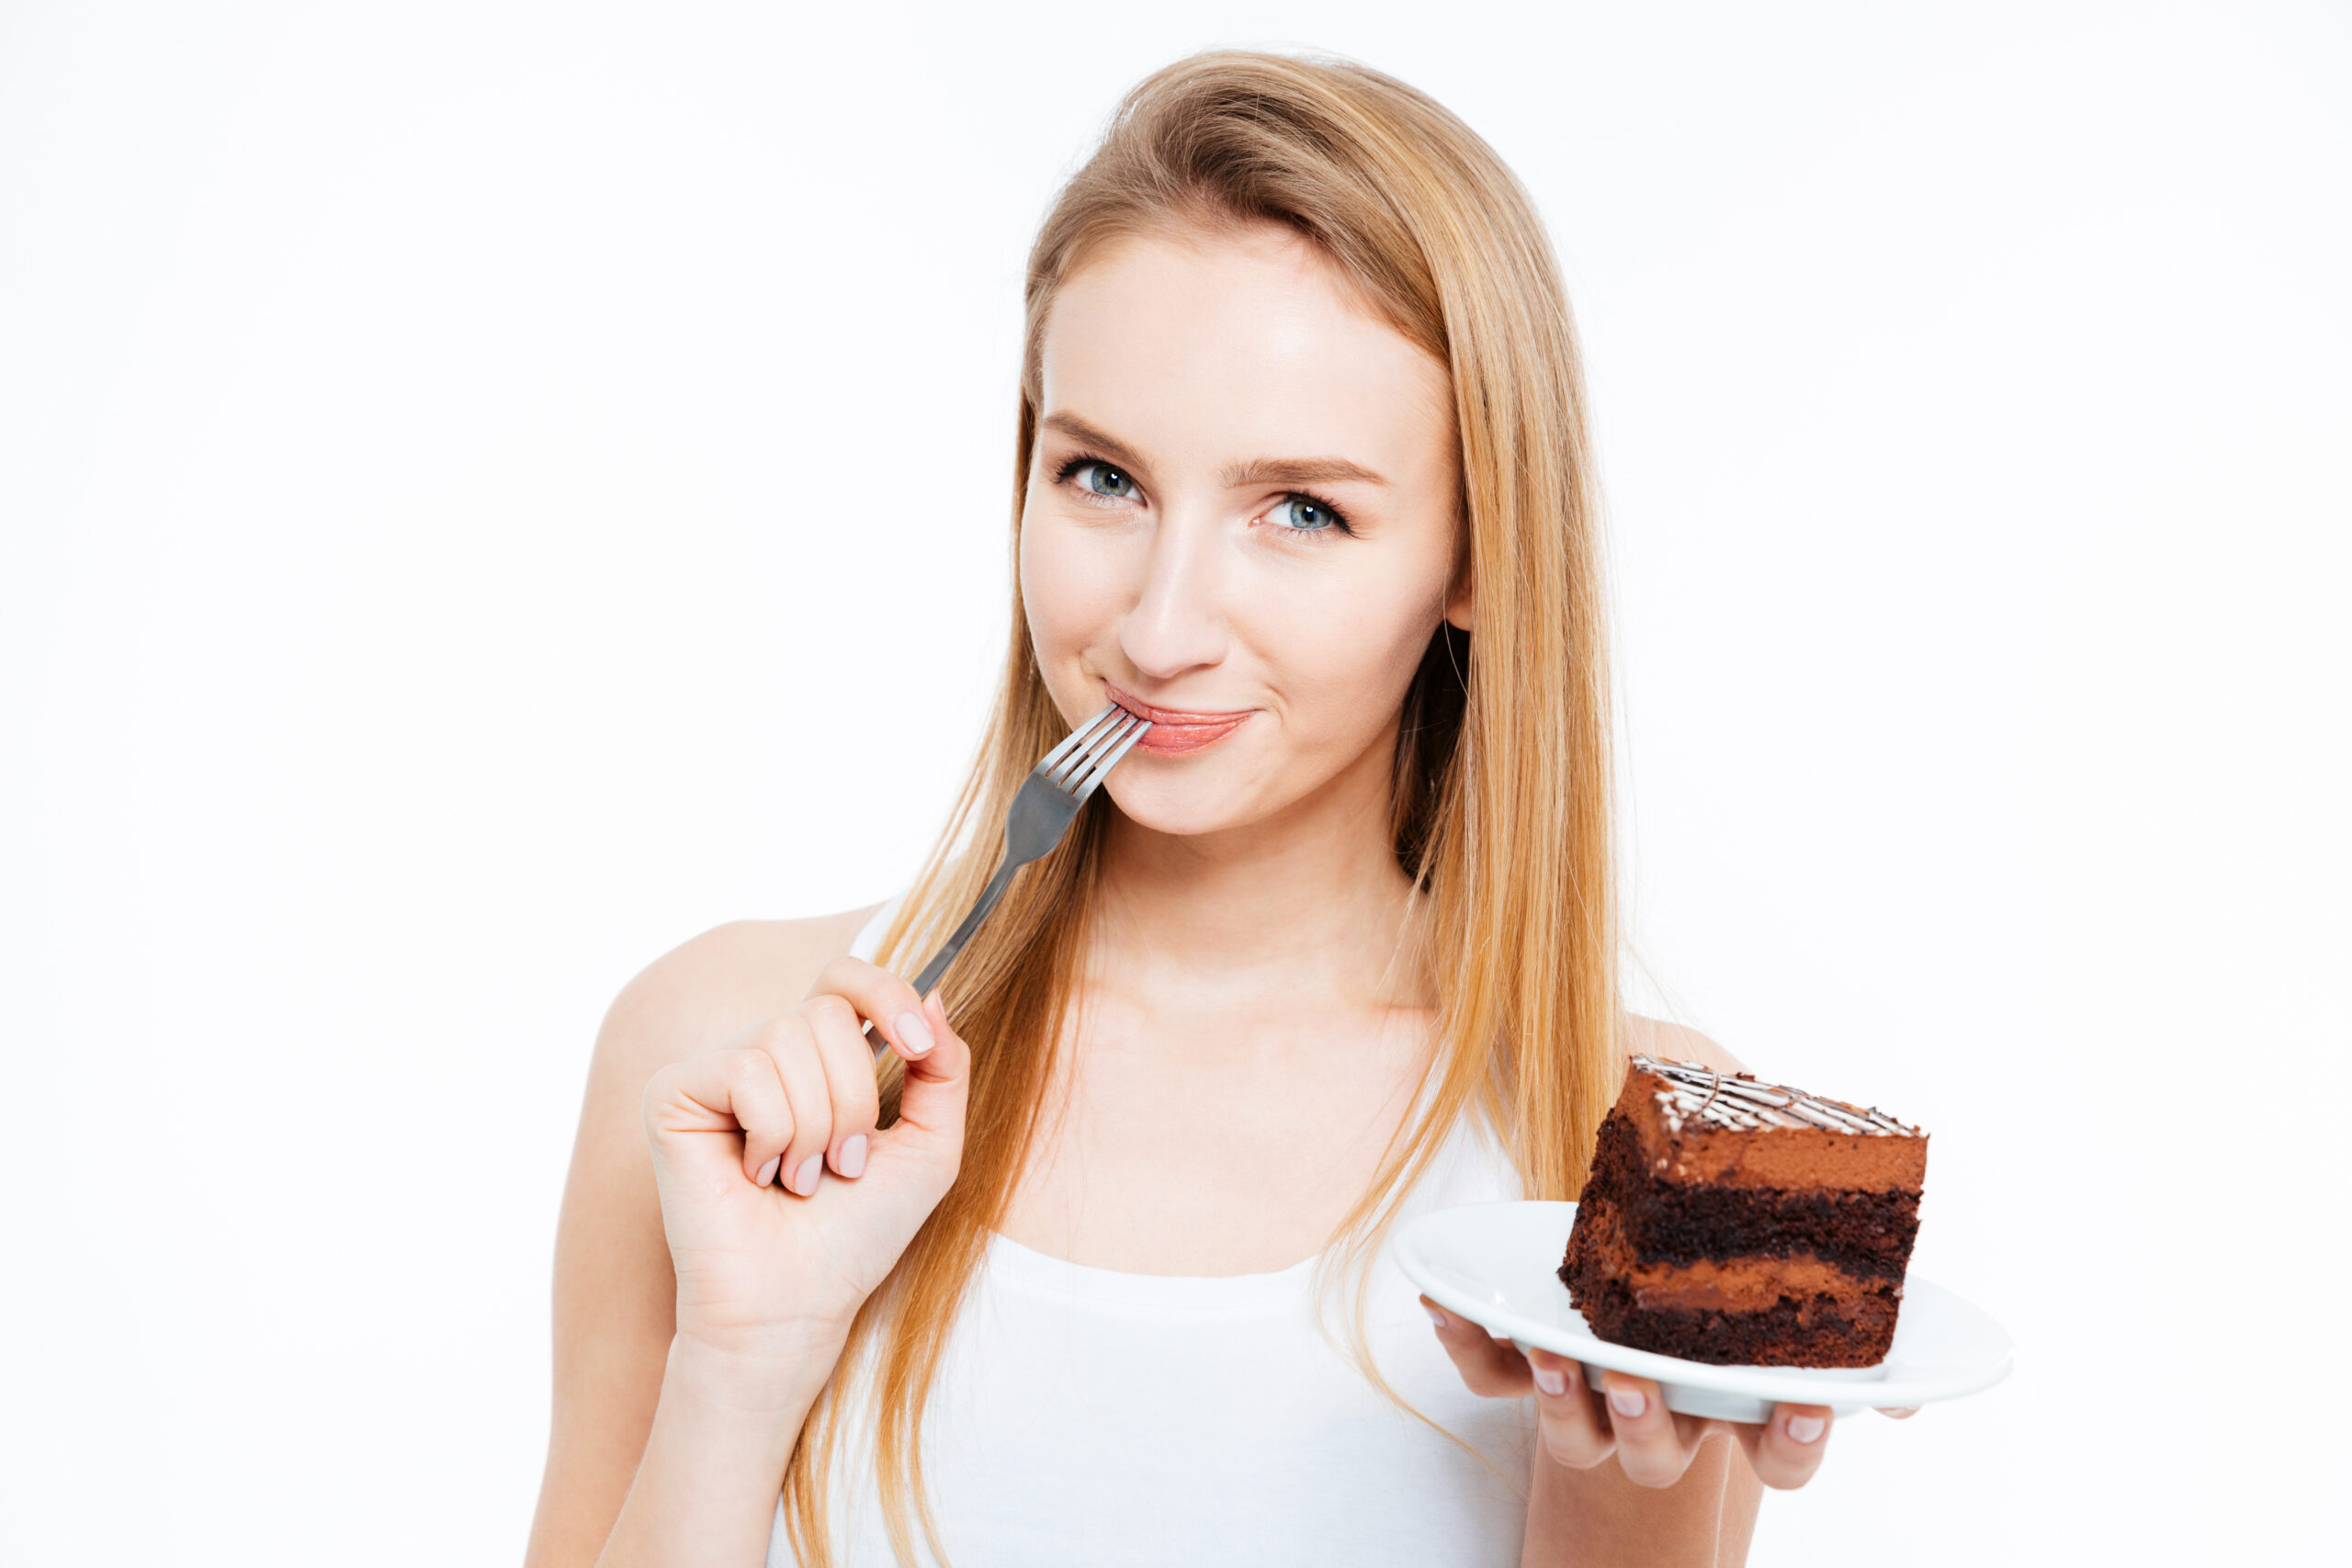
2, 2, 2345, 1562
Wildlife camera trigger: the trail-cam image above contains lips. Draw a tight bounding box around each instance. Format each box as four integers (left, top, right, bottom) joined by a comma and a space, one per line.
1102, 682, 1253, 756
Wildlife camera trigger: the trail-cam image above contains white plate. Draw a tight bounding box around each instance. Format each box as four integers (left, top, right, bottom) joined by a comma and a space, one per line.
1392, 1200, 2013, 1422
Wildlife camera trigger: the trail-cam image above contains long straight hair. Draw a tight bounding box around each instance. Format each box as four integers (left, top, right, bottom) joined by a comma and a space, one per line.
780, 50, 1622, 1566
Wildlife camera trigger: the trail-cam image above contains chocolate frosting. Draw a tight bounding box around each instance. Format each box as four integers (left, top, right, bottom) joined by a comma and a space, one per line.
1630, 1055, 1919, 1138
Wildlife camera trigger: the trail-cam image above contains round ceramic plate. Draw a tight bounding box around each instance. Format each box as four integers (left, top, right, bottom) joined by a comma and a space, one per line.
1391, 1200, 2013, 1422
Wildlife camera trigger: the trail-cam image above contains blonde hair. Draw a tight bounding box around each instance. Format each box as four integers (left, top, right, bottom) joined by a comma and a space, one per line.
781, 50, 1621, 1565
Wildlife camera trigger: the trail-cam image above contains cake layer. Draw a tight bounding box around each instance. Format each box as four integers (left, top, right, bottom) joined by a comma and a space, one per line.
1588, 1110, 1920, 1279
1622, 1058, 1927, 1192
1565, 1192, 1886, 1313
1564, 1270, 1902, 1368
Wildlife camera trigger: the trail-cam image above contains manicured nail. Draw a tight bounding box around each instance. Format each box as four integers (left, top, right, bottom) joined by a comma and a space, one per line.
755, 1156, 781, 1188
1608, 1386, 1647, 1419
1786, 1414, 1826, 1444
1532, 1366, 1566, 1396
1423, 1304, 1448, 1329
896, 1010, 935, 1056
792, 1154, 823, 1195
836, 1134, 867, 1179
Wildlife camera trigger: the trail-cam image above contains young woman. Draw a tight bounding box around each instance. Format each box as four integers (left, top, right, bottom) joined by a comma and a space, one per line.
526, 51, 1868, 1568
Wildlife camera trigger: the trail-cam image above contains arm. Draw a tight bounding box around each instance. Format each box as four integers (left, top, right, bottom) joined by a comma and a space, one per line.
1521, 1430, 1758, 1568
521, 913, 871, 1568
589, 1330, 846, 1568
591, 963, 967, 1568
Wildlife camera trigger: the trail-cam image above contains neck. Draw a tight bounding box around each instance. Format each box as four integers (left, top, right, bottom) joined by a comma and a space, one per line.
1089, 722, 1430, 1009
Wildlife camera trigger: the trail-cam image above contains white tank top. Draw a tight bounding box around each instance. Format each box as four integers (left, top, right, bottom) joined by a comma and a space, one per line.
765, 903, 1537, 1566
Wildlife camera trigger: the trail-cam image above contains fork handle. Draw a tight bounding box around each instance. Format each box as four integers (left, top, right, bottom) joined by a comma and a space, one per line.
862, 854, 1021, 1057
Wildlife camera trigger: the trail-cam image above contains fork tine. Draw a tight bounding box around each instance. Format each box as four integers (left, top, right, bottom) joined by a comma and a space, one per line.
1035, 704, 1125, 777
1063, 709, 1143, 789
1053, 711, 1141, 789
1046, 710, 1122, 787
1071, 714, 1151, 803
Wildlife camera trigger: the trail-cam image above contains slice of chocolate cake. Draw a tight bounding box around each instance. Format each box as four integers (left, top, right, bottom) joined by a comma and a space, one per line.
1560, 1055, 1927, 1368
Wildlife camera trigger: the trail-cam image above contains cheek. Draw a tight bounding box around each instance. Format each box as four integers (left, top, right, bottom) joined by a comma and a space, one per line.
1018, 511, 1124, 661
1239, 566, 1444, 739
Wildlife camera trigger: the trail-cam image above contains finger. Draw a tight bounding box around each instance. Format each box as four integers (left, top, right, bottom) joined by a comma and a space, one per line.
888, 991, 972, 1157
1419, 1298, 1532, 1397
1875, 1405, 1919, 1419
745, 1016, 833, 1197
1525, 1350, 1616, 1471
644, 1046, 794, 1188
1598, 1373, 1708, 1488
808, 954, 935, 1062
802, 992, 883, 1178
1734, 1404, 1835, 1490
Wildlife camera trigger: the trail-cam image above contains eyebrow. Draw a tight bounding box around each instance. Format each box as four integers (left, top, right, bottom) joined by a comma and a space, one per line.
1219, 455, 1389, 489
1038, 411, 1391, 490
1039, 413, 1152, 474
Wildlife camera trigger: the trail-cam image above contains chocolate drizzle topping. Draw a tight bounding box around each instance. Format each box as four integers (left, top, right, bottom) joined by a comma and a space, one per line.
1630, 1055, 1918, 1137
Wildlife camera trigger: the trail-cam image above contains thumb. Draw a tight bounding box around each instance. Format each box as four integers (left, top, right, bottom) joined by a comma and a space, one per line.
890, 990, 970, 1156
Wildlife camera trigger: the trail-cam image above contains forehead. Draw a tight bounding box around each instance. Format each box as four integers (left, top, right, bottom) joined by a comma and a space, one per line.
1037, 224, 1453, 473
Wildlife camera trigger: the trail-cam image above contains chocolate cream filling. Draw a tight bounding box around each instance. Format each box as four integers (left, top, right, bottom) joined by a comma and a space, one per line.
1567, 1197, 1894, 1311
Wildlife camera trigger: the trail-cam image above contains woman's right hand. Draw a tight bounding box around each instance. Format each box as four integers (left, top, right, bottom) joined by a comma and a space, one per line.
639, 957, 970, 1364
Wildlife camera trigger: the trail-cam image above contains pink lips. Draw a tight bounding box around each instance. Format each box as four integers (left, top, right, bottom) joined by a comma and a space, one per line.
1103, 682, 1253, 756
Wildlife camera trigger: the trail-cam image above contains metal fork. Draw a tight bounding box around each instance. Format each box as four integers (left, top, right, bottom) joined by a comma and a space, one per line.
865, 703, 1151, 1055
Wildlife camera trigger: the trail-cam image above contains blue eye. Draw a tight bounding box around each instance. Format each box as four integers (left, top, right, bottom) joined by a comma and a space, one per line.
1077, 462, 1136, 499
1268, 495, 1341, 532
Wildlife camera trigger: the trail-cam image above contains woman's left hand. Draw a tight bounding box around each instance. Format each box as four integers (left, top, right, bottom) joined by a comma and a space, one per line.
1419, 1295, 1843, 1490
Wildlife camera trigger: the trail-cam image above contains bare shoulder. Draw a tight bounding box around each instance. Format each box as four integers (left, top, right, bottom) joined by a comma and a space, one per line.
594, 903, 882, 1078
1623, 1012, 1747, 1076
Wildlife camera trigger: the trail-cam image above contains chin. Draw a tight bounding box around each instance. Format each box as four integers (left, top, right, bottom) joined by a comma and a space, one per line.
1099, 768, 1267, 838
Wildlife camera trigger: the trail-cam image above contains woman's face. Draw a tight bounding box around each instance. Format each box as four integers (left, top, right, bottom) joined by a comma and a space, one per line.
1020, 222, 1467, 840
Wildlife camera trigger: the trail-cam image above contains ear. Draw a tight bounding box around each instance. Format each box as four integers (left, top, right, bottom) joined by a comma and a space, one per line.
1443, 565, 1474, 632
1442, 501, 1474, 630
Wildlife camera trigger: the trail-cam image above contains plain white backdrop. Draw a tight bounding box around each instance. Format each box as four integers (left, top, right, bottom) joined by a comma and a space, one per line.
2, 1, 2345, 1562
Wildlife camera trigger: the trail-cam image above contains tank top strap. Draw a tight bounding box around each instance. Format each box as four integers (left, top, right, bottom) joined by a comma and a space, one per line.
848, 893, 905, 964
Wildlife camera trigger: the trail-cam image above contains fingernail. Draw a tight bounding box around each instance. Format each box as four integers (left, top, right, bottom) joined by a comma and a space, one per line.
1423, 1304, 1448, 1329
755, 1156, 781, 1188
836, 1134, 867, 1179
896, 1010, 935, 1056
1608, 1386, 1647, 1419
1532, 1366, 1566, 1396
1786, 1414, 1826, 1444
792, 1154, 823, 1195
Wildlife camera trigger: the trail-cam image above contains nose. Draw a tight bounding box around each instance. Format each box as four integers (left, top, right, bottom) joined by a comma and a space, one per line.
1116, 506, 1230, 682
